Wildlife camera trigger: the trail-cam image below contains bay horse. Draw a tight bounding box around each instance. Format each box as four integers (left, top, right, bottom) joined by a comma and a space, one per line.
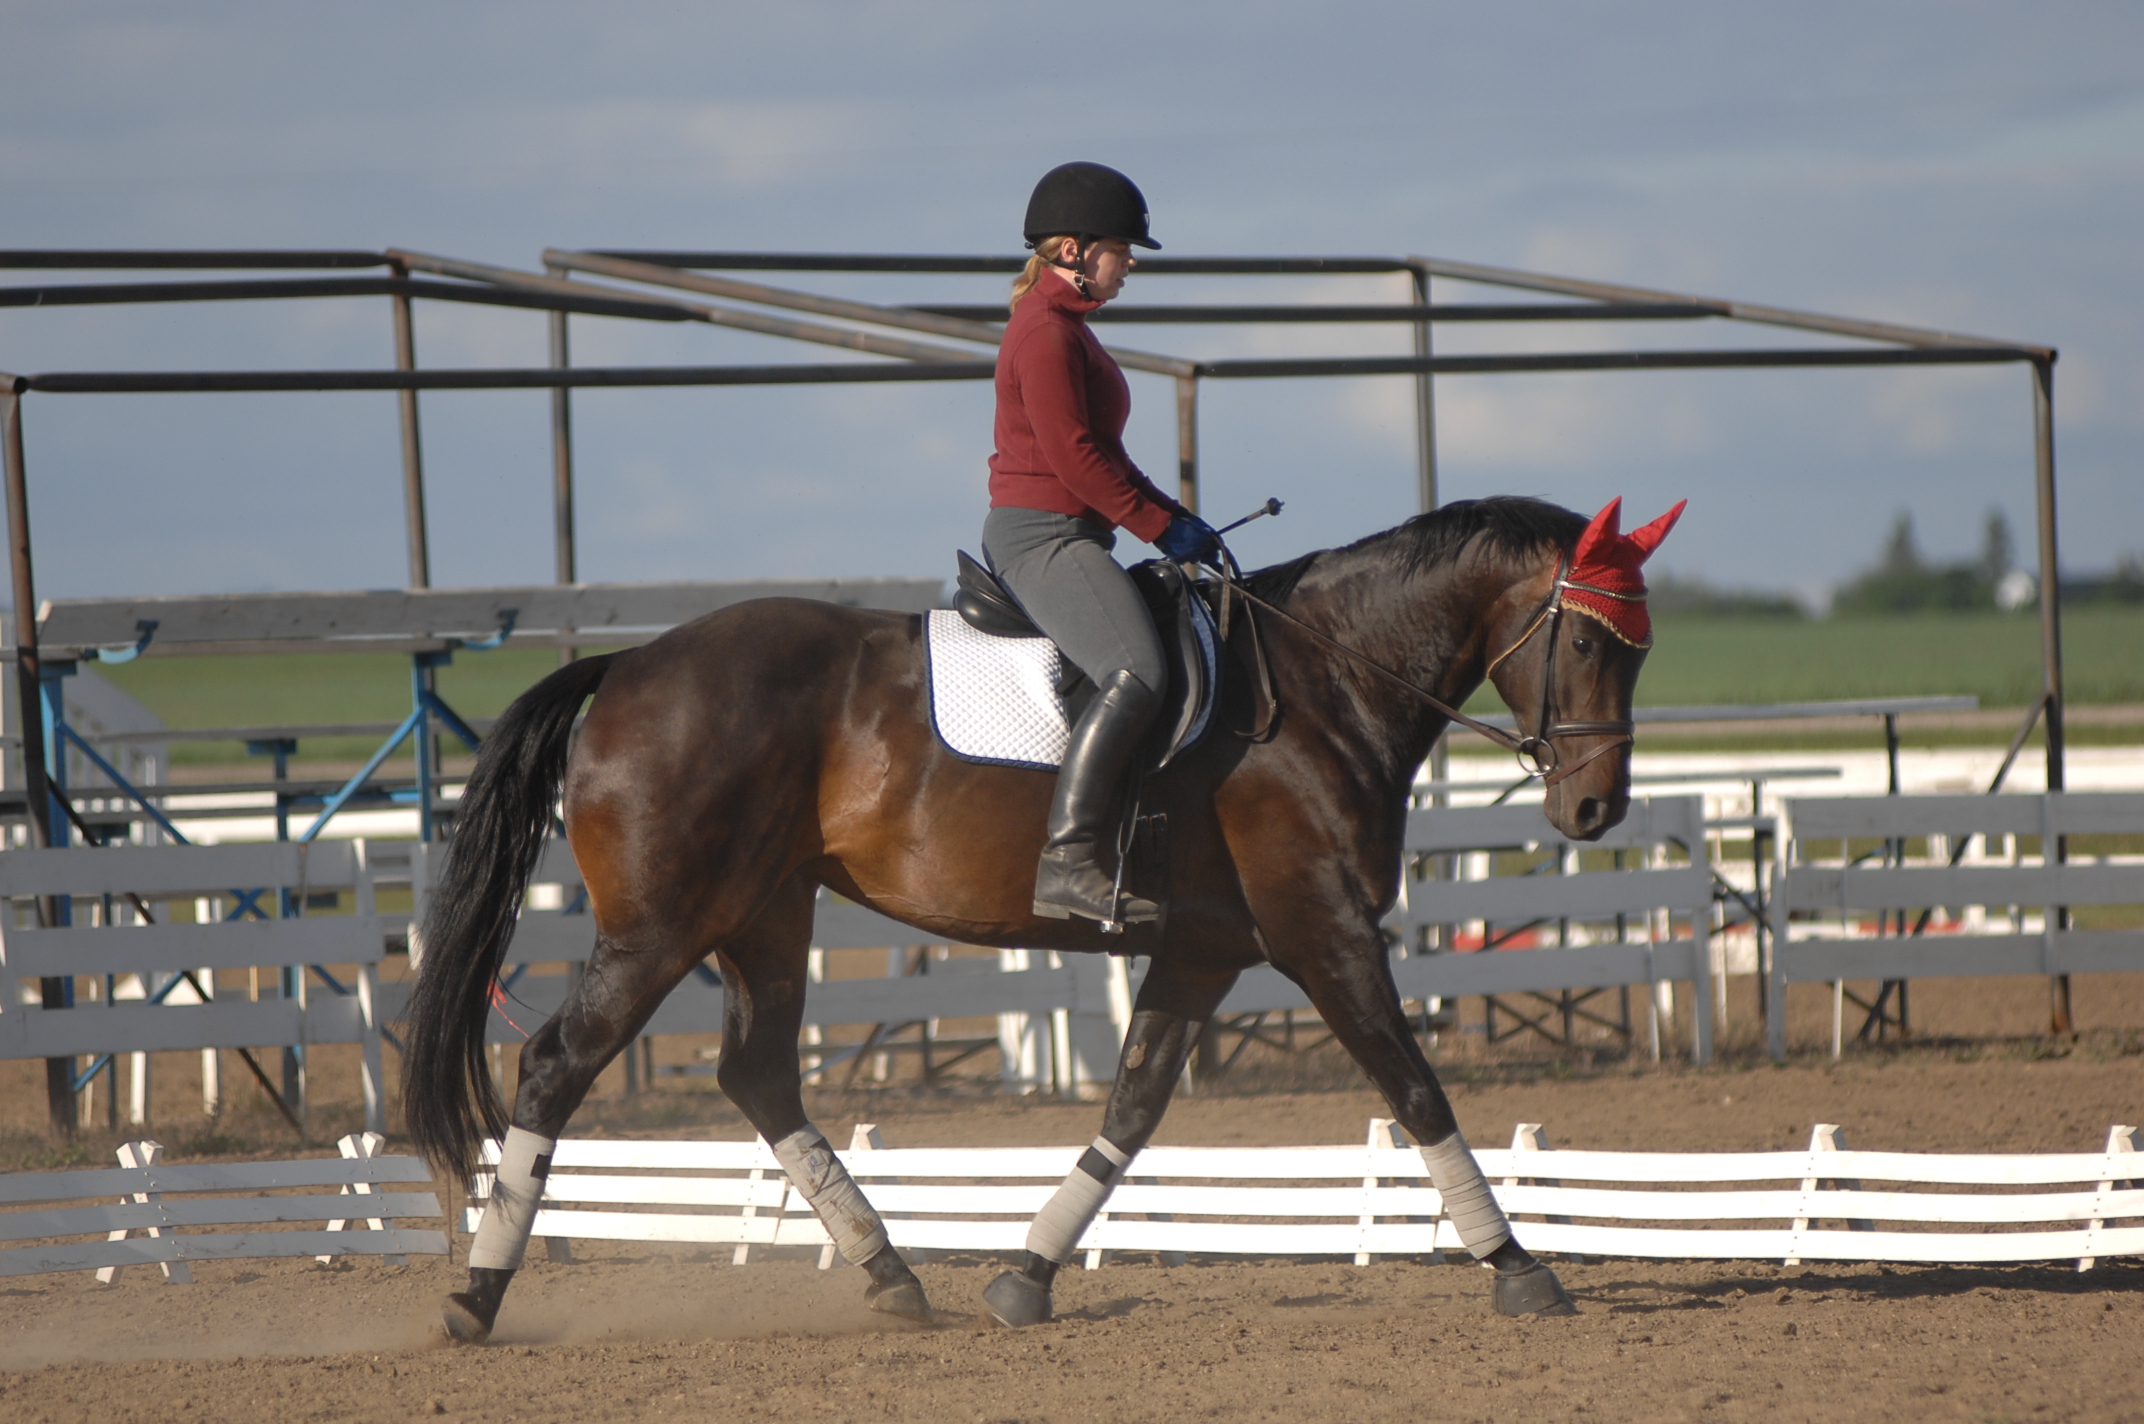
402, 494, 1678, 1340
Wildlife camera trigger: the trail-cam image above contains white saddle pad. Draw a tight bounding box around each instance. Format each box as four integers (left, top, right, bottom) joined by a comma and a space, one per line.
924, 610, 1072, 771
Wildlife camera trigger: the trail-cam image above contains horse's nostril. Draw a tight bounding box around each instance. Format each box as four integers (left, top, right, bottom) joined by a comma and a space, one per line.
1576, 797, 1603, 828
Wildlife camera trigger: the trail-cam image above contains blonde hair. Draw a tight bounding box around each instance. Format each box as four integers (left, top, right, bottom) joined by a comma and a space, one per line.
1010, 235, 1077, 313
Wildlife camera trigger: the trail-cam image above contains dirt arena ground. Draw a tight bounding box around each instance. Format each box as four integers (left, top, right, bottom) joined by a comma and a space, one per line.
5, 999, 2143, 1424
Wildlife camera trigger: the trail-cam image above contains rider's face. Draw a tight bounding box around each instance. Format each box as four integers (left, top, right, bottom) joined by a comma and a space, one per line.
1080, 239, 1136, 302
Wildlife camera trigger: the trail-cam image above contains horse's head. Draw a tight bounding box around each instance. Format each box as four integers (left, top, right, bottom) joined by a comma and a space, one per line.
1485, 498, 1685, 841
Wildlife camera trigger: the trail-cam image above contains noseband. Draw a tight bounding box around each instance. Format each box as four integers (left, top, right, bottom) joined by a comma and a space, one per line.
1481, 554, 1636, 789
1218, 550, 1634, 790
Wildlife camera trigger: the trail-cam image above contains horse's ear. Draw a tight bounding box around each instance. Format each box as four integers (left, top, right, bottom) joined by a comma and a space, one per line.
1624, 500, 1688, 565
1572, 497, 1624, 566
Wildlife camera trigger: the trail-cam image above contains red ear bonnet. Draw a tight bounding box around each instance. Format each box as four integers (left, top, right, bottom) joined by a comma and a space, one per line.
1559, 498, 1686, 646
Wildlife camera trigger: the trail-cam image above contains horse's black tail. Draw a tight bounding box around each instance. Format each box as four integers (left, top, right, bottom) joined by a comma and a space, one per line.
401, 652, 617, 1185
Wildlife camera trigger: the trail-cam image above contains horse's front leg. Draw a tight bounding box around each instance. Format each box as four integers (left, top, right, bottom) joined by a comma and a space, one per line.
1270, 914, 1576, 1317
983, 956, 1238, 1328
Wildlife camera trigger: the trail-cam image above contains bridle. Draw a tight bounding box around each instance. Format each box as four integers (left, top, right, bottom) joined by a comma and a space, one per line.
1215, 550, 1636, 790
1482, 554, 1637, 787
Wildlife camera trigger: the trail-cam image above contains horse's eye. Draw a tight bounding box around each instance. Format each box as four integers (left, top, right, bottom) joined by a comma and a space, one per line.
1572, 635, 1593, 656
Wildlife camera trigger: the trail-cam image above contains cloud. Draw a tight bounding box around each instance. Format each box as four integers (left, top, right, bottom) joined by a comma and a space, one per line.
4, 0, 2141, 595
1429, 376, 1718, 469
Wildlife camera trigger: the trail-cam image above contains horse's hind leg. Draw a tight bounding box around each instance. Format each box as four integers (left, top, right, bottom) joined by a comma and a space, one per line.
442, 915, 710, 1342
443, 873, 930, 1340
711, 873, 931, 1322
983, 957, 1239, 1328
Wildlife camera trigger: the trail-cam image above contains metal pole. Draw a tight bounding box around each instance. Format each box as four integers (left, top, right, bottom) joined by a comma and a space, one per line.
2030, 355, 2071, 1032
1, 391, 48, 846
2, 388, 75, 1132
413, 656, 435, 844
2031, 357, 2065, 792
548, 272, 577, 586
1410, 268, 1438, 515
388, 262, 430, 588
547, 265, 578, 666
1175, 375, 1199, 515
1411, 267, 1449, 807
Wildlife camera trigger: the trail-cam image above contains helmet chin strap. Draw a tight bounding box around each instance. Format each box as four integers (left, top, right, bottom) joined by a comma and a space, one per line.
1036, 235, 1096, 299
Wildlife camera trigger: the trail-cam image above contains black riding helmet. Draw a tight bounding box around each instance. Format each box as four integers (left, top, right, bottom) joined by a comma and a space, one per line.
1023, 162, 1160, 251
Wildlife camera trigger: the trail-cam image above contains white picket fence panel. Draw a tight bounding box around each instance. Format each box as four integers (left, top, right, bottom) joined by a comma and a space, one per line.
0, 1133, 447, 1279
1767, 791, 2144, 1059
1376, 795, 1716, 1061
0, 840, 393, 1131
466, 1120, 2142, 1270
0, 794, 1727, 1126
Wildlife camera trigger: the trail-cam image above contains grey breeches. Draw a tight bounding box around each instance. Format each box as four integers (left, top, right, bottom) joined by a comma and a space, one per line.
982, 508, 1166, 695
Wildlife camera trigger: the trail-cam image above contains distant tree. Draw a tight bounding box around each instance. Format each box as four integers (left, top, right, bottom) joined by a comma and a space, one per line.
1882, 511, 1922, 575
2062, 553, 2144, 607
1830, 507, 2015, 615
1646, 572, 1806, 620
1978, 509, 2014, 585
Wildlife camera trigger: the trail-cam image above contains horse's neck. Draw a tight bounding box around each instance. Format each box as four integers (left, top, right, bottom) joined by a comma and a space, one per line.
1285, 547, 1534, 774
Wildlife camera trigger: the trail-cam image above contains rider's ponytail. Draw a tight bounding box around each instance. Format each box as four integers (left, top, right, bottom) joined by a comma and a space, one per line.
1010, 235, 1076, 313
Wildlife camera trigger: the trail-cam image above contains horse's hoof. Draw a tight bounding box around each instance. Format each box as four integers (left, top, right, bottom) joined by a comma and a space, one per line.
442, 1292, 496, 1343
865, 1276, 932, 1323
982, 1270, 1053, 1328
1492, 1262, 1577, 1317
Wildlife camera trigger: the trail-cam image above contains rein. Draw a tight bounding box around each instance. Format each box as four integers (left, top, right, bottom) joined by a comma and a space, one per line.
1211, 550, 1634, 788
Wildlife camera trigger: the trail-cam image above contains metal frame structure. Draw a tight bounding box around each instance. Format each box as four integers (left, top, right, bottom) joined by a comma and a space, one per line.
2, 246, 2070, 815
0, 245, 2071, 1125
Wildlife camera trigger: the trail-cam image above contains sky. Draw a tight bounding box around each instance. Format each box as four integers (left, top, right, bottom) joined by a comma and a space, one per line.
3, 0, 2139, 608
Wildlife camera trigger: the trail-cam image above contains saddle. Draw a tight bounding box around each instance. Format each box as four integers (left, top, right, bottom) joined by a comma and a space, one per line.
948, 549, 1219, 772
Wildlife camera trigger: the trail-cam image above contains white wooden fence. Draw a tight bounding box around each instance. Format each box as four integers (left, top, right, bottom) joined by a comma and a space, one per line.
1398, 795, 1714, 1057
0, 840, 392, 1131
469, 1119, 2143, 1271
12, 791, 2134, 1121
1767, 791, 2144, 1059
0, 795, 1734, 1128
7, 1119, 2135, 1282
0, 1132, 446, 1280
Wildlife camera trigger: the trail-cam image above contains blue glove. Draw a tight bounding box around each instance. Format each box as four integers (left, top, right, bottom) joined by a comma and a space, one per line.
1155, 513, 1221, 564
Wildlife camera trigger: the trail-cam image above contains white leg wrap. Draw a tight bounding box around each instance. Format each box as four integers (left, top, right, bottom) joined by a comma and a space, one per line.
1025, 1137, 1131, 1264
468, 1127, 556, 1271
1419, 1131, 1512, 1260
770, 1125, 889, 1267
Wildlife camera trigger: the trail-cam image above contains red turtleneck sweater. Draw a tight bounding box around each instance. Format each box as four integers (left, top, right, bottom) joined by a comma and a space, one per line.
987, 274, 1183, 544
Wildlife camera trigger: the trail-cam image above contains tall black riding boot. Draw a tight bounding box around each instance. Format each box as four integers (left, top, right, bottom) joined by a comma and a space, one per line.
1033, 668, 1163, 925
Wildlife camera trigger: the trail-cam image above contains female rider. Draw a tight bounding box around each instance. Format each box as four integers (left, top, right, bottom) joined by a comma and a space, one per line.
983, 161, 1220, 926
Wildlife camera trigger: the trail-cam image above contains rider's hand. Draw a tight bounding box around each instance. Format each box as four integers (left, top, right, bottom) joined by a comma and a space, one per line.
1155, 513, 1221, 565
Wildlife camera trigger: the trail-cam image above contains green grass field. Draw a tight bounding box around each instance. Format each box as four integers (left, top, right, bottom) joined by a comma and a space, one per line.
99, 606, 2142, 766
102, 647, 588, 767
1635, 605, 2144, 708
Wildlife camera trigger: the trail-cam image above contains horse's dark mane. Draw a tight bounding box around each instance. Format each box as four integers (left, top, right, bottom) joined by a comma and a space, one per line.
1240, 496, 1586, 603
